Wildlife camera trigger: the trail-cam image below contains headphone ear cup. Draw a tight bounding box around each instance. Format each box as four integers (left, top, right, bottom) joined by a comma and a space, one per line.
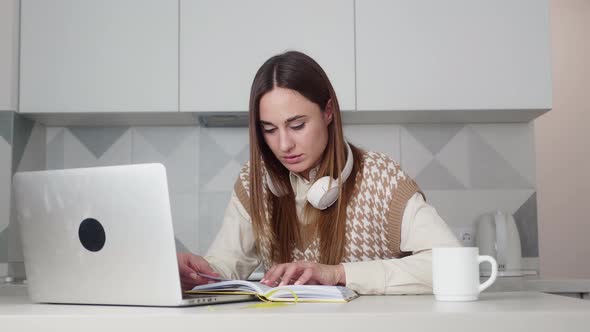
306, 142, 354, 210
306, 177, 340, 210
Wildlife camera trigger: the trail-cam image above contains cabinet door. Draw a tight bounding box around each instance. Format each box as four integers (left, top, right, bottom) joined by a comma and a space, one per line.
355, 0, 552, 111
20, 0, 178, 113
0, 0, 18, 111
180, 0, 355, 112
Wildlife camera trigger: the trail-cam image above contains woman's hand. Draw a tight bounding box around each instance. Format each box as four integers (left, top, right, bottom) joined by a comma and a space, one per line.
261, 261, 346, 287
177, 252, 220, 291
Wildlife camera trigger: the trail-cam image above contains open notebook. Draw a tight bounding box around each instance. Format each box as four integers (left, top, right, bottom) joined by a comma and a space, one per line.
186, 280, 359, 303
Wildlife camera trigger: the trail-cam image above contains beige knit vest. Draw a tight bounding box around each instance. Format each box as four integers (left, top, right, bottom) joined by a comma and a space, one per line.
233, 151, 423, 270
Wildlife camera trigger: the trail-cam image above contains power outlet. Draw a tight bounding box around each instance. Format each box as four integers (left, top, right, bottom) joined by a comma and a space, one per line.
453, 227, 475, 247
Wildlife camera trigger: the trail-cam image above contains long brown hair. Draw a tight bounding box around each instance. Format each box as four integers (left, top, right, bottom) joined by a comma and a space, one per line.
248, 51, 363, 265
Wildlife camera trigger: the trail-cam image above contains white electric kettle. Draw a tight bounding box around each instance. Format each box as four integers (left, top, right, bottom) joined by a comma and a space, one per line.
475, 211, 523, 277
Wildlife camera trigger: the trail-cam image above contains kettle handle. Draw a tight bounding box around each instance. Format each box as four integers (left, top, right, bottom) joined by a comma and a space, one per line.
494, 211, 508, 269
478, 255, 498, 293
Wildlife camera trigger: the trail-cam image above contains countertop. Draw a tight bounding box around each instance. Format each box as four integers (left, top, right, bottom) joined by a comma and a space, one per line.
252, 271, 590, 295
1, 284, 590, 332
483, 276, 590, 296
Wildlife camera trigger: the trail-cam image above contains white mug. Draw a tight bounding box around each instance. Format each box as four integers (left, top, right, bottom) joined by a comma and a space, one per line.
432, 247, 498, 301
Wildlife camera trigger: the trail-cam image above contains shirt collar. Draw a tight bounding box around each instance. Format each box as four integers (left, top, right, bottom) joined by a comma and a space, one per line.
288, 164, 320, 188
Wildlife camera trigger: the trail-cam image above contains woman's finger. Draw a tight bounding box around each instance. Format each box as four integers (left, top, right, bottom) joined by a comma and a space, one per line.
279, 264, 301, 286
262, 264, 281, 285
180, 275, 199, 287
181, 281, 193, 291
178, 261, 198, 278
261, 265, 276, 284
294, 267, 314, 285
181, 271, 212, 286
264, 264, 287, 287
187, 256, 218, 276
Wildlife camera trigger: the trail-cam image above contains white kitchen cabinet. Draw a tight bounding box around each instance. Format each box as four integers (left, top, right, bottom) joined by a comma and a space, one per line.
0, 0, 19, 111
355, 0, 552, 111
180, 0, 355, 112
19, 0, 178, 113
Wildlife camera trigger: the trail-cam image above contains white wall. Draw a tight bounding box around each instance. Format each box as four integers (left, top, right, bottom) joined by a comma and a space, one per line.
536, 0, 590, 278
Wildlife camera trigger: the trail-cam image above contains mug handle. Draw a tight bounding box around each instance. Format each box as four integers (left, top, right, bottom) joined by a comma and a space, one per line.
478, 255, 498, 293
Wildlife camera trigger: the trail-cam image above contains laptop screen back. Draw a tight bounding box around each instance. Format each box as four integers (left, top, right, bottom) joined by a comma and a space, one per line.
13, 164, 186, 306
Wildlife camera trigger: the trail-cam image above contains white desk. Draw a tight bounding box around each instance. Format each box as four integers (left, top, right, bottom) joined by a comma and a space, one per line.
484, 276, 590, 299
1, 284, 590, 332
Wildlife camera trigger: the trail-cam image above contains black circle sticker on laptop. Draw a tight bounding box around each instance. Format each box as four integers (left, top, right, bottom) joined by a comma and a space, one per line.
78, 218, 106, 252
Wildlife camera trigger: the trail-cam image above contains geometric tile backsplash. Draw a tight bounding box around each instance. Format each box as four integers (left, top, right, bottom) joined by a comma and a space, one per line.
0, 116, 543, 278
0, 112, 46, 278
400, 122, 538, 257
0, 112, 12, 275
40, 122, 538, 258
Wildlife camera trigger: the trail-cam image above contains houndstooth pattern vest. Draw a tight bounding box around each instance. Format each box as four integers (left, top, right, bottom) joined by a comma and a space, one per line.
233, 151, 423, 270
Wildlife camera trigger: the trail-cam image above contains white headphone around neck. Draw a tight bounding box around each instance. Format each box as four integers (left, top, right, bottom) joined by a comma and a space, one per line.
265, 142, 354, 210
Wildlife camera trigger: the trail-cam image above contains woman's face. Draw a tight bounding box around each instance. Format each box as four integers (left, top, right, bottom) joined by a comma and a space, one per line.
259, 87, 332, 179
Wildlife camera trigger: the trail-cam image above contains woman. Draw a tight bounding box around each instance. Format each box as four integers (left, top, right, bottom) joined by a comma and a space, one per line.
178, 51, 459, 294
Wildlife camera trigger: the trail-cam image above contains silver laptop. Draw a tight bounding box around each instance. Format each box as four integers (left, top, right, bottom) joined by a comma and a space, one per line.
12, 163, 253, 307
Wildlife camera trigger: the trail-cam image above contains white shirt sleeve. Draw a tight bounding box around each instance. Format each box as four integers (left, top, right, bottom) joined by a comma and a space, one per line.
341, 192, 461, 294
204, 191, 260, 280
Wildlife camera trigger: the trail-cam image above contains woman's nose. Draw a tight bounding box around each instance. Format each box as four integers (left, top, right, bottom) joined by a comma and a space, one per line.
279, 131, 295, 152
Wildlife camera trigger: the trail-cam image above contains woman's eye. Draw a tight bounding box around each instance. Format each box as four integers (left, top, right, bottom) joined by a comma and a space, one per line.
291, 123, 305, 130
263, 127, 276, 134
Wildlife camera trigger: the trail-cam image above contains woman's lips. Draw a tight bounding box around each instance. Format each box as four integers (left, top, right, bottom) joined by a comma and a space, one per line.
283, 154, 303, 164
